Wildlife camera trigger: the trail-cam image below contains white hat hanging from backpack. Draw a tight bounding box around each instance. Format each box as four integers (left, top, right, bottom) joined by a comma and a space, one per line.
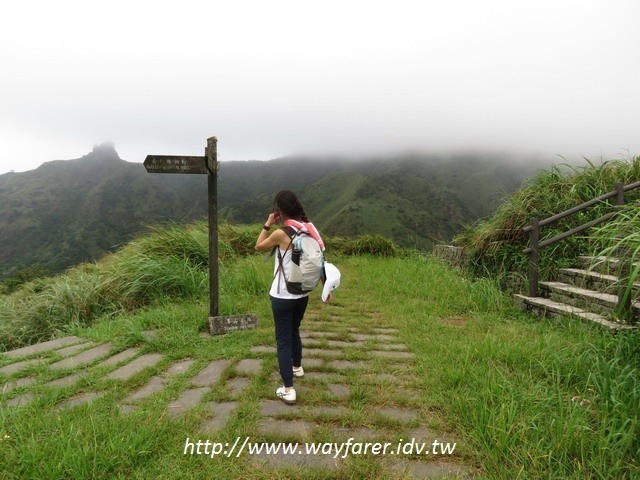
321, 262, 341, 302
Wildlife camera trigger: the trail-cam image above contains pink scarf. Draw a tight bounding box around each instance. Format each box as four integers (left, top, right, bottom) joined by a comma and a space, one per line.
284, 219, 325, 251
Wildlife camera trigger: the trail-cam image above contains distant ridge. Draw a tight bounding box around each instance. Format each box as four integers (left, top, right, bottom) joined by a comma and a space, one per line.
0, 145, 549, 276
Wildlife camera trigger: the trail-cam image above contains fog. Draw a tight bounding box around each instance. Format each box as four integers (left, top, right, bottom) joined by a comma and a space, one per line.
0, 0, 638, 174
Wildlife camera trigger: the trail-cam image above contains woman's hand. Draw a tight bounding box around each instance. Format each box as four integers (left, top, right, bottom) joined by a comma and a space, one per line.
265, 212, 280, 228
265, 212, 280, 227
255, 213, 284, 252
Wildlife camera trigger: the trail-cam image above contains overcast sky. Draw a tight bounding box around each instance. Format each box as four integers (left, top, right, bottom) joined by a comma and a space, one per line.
0, 0, 638, 174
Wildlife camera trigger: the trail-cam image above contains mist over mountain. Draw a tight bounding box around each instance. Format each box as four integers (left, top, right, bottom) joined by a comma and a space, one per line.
0, 144, 549, 276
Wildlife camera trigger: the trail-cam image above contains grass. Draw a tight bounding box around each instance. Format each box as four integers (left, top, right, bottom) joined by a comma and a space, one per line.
589, 205, 640, 319
1, 221, 639, 478
351, 257, 640, 479
0, 222, 403, 351
455, 156, 640, 285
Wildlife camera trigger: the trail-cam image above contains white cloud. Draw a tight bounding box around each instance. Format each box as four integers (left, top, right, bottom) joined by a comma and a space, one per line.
1, 0, 638, 173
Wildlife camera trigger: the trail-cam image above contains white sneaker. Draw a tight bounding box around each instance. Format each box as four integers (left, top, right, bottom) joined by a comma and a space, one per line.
276, 386, 296, 404
293, 366, 304, 378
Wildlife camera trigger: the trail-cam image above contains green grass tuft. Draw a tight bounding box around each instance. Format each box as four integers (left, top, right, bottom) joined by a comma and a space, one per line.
456, 156, 640, 285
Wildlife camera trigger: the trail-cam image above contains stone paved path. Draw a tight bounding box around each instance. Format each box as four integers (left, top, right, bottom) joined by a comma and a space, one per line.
0, 306, 473, 479
248, 306, 472, 479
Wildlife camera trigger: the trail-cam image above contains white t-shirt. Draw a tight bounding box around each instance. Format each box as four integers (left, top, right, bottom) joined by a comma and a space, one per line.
270, 246, 310, 300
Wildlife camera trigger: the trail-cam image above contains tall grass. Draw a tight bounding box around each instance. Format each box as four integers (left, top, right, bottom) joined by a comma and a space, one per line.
0, 222, 255, 351
589, 205, 640, 317
456, 156, 640, 284
0, 221, 403, 351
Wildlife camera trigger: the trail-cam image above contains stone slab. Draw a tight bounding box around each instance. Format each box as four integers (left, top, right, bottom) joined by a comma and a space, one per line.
49, 343, 114, 370
251, 449, 339, 470
191, 360, 232, 387
303, 348, 343, 358
257, 419, 315, 439
107, 353, 164, 381
326, 360, 369, 370
55, 342, 95, 357
308, 331, 341, 339
0, 358, 45, 375
376, 343, 410, 351
1, 376, 35, 394
209, 314, 258, 335
325, 340, 360, 348
168, 387, 209, 417
101, 348, 140, 367
165, 359, 195, 376
234, 359, 262, 376
6, 392, 35, 407
304, 372, 340, 381
335, 427, 382, 441
302, 357, 324, 368
202, 401, 239, 431
260, 400, 300, 417
378, 407, 420, 424
56, 391, 105, 410
368, 350, 415, 359
351, 333, 399, 342
391, 460, 472, 479
373, 328, 399, 334
123, 376, 166, 403
2, 336, 85, 359
327, 384, 350, 399
227, 377, 250, 398
312, 406, 350, 418
45, 373, 83, 388
250, 345, 274, 354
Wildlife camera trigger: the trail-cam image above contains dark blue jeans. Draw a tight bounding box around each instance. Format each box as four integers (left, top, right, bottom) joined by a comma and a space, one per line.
270, 295, 309, 388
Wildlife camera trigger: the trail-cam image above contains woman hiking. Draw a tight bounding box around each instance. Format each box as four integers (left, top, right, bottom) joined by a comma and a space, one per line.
255, 190, 317, 404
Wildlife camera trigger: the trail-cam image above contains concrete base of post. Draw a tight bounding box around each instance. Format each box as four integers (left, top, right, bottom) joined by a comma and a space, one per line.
208, 314, 258, 335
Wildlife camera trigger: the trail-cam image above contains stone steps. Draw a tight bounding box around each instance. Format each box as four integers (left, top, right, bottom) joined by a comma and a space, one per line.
514, 294, 634, 331
515, 255, 639, 330
558, 267, 640, 297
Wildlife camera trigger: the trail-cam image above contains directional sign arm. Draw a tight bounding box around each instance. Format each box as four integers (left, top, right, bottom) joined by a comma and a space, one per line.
144, 155, 207, 174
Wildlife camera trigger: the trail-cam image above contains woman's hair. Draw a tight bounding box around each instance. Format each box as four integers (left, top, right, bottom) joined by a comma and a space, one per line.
273, 190, 308, 222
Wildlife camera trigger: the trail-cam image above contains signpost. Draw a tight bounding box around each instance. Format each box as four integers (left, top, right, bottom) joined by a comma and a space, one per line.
144, 136, 257, 335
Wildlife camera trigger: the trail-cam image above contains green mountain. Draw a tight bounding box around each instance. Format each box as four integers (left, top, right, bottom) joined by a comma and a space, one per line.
0, 144, 548, 277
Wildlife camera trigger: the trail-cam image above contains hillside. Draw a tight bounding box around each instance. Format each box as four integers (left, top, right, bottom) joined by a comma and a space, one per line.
1, 221, 638, 479
455, 156, 640, 283
0, 145, 547, 277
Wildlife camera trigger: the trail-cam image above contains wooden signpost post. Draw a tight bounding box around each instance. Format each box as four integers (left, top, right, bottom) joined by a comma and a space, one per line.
144, 136, 257, 335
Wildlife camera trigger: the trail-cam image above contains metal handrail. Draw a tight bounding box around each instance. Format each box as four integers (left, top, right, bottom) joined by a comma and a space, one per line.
523, 181, 640, 308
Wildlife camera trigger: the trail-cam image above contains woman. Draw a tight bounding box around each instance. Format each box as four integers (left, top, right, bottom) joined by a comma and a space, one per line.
255, 190, 311, 404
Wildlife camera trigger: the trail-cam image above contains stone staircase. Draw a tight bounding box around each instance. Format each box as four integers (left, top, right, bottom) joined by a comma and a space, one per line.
515, 256, 639, 331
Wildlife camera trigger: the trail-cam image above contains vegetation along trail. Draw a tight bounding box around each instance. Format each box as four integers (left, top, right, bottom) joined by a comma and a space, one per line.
1, 223, 639, 478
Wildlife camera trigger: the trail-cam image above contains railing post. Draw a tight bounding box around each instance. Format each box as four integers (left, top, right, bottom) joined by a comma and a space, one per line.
529, 218, 539, 297
613, 181, 632, 321
615, 181, 625, 206
616, 244, 632, 322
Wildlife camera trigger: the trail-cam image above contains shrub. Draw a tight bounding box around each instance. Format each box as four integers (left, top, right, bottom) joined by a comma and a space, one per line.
327, 234, 399, 257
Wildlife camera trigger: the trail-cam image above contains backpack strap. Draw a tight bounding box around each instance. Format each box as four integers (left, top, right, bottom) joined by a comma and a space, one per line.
272, 227, 296, 294
282, 225, 298, 239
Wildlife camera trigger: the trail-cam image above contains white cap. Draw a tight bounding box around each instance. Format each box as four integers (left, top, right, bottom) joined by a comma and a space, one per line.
321, 262, 341, 302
